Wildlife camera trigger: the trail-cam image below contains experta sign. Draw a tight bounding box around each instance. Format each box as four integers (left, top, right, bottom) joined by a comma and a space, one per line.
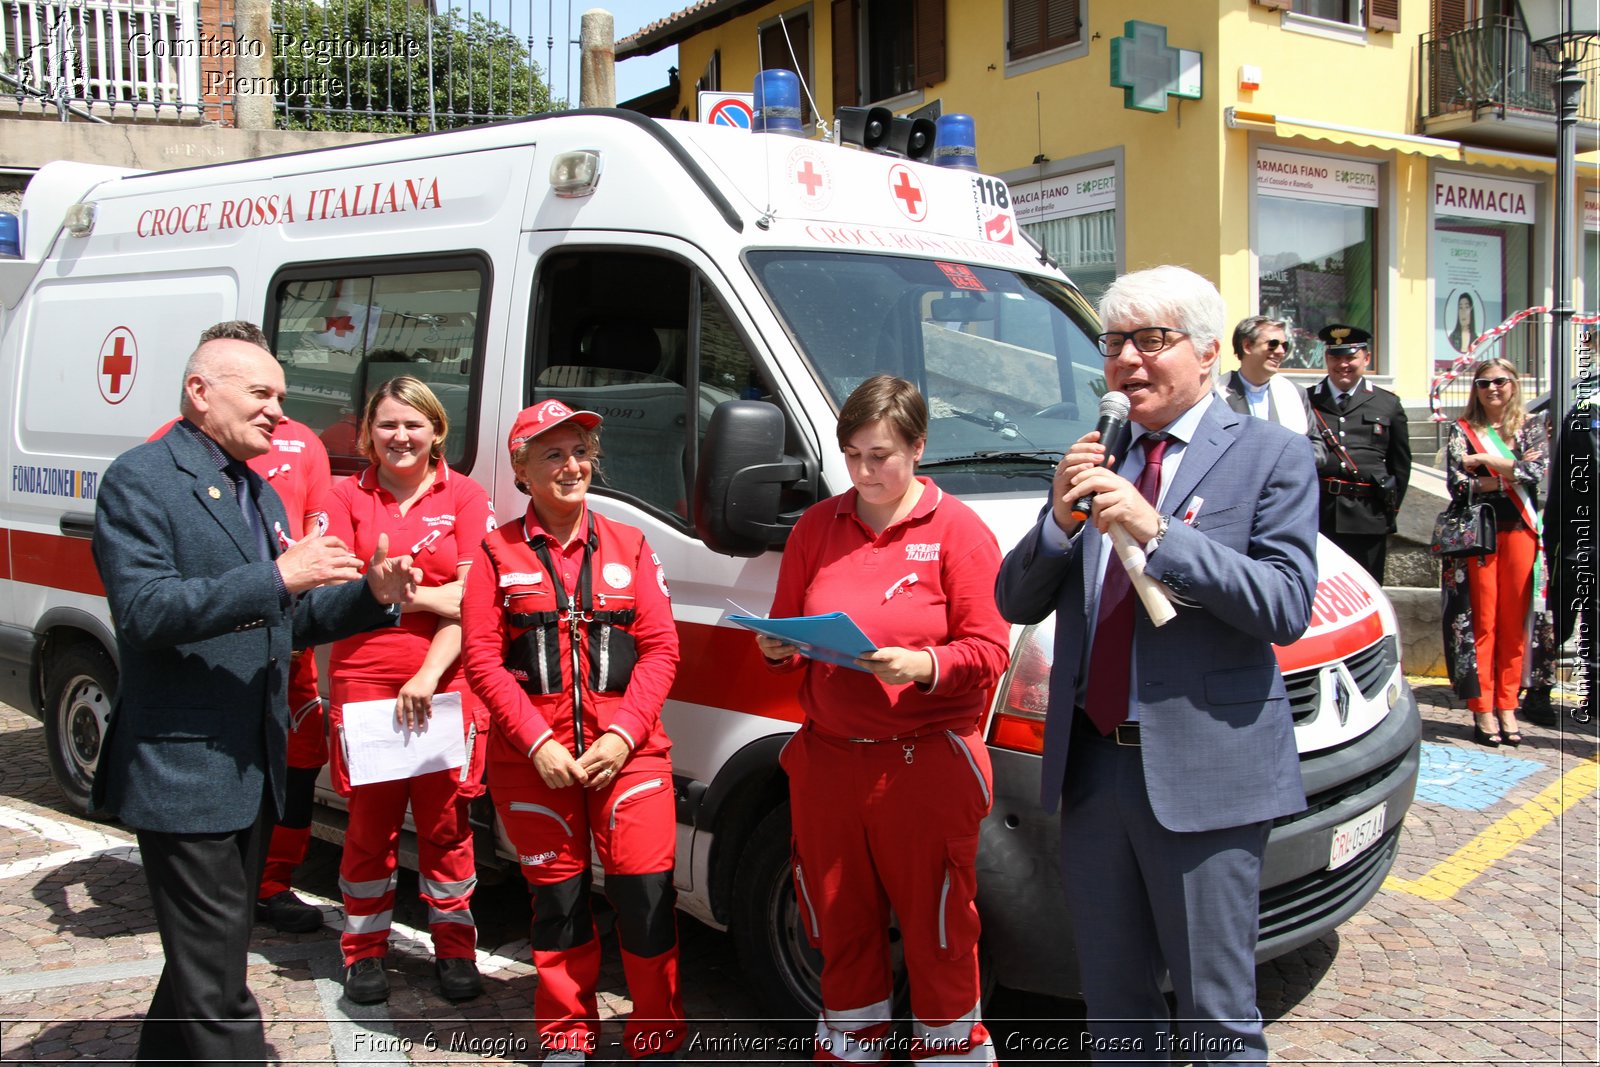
1256, 149, 1378, 208
1011, 165, 1117, 225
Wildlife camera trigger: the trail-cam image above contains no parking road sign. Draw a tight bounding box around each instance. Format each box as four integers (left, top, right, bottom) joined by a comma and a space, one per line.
699, 91, 754, 129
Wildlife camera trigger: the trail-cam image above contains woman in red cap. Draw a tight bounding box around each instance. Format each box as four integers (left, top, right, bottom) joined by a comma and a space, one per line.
323, 375, 494, 1005
463, 398, 684, 1063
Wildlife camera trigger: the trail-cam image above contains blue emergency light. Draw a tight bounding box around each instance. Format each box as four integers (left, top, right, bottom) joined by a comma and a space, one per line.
933, 114, 979, 171
0, 212, 19, 258
753, 70, 805, 137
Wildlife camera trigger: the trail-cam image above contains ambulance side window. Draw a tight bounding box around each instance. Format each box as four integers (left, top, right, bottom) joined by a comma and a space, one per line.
267, 257, 489, 475
532, 249, 769, 526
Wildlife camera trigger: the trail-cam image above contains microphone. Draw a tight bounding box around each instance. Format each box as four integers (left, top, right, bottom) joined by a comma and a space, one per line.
1069, 391, 1131, 523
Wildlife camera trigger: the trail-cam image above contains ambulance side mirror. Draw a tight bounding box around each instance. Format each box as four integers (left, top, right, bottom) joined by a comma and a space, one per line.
695, 400, 804, 557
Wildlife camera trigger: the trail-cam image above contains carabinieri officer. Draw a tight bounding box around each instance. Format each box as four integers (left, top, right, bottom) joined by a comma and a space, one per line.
1307, 324, 1411, 583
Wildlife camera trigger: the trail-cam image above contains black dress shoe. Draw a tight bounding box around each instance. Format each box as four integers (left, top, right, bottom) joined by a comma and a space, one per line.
436, 956, 483, 1002
344, 956, 389, 1004
255, 891, 323, 933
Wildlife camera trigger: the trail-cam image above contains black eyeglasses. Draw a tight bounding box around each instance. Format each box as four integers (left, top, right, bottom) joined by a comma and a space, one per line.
1264, 338, 1291, 352
1096, 327, 1189, 357
1474, 376, 1514, 389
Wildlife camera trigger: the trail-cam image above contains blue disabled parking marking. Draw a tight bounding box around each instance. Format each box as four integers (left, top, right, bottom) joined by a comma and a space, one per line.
1414, 742, 1544, 810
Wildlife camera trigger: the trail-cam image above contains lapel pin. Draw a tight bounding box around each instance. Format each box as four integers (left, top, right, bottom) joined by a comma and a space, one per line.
208, 486, 222, 499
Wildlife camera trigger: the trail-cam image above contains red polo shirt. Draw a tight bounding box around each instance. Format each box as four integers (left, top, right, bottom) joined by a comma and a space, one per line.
325, 461, 495, 684
768, 476, 1010, 739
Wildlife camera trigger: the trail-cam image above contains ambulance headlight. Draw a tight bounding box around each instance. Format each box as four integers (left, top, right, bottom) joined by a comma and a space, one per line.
65, 203, 96, 237
550, 150, 602, 198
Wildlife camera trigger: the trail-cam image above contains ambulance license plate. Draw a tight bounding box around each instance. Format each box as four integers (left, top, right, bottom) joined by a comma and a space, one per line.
1327, 802, 1387, 870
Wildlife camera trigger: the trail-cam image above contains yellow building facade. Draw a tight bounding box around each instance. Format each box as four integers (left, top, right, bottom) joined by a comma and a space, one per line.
620, 0, 1599, 404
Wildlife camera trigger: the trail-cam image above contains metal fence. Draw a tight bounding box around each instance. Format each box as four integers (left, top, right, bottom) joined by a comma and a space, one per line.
1, 0, 556, 128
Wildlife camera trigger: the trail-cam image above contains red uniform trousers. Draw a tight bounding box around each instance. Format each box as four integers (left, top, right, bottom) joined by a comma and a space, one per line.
258, 653, 328, 900
331, 680, 486, 965
491, 759, 684, 1060
1466, 526, 1538, 714
784, 724, 996, 1065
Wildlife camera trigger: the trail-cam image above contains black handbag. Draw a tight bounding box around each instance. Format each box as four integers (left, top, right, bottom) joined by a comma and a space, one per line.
1430, 488, 1497, 558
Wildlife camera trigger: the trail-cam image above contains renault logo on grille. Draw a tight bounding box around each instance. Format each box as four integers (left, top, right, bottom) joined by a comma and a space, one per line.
1332, 671, 1351, 727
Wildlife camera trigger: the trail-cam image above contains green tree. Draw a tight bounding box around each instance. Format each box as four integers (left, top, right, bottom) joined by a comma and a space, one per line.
272, 0, 559, 132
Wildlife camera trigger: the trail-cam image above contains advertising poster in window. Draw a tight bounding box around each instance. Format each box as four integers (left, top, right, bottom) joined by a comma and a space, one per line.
1254, 150, 1380, 372
1434, 229, 1503, 370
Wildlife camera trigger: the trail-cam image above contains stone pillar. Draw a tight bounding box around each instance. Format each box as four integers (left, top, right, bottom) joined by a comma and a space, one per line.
579, 10, 616, 109
234, 0, 275, 130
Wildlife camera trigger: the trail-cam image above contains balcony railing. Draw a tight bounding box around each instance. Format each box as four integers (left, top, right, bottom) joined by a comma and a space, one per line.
1421, 13, 1600, 126
2, 0, 205, 119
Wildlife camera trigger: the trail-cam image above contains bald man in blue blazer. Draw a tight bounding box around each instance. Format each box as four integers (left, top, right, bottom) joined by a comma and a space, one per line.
92, 323, 418, 1064
996, 268, 1318, 1063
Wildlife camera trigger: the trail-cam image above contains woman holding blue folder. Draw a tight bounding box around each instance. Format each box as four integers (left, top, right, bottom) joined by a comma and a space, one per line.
755, 375, 1010, 1064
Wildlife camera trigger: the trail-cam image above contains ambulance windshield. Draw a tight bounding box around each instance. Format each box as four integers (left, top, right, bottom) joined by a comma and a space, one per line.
748, 251, 1106, 486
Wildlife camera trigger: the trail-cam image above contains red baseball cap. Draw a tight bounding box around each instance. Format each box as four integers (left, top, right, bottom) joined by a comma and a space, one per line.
507, 398, 602, 458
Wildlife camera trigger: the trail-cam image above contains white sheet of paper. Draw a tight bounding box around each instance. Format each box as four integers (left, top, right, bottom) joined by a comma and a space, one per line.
341, 691, 467, 787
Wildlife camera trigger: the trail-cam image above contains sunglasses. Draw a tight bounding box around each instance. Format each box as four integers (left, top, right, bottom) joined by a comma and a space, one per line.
1474, 376, 1514, 389
1264, 338, 1291, 352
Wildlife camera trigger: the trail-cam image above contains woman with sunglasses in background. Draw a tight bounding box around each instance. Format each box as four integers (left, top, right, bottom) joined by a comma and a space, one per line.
1442, 358, 1548, 746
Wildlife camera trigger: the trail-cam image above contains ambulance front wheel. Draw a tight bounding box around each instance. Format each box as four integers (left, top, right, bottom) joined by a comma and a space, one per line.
731, 802, 826, 1029
44, 643, 115, 816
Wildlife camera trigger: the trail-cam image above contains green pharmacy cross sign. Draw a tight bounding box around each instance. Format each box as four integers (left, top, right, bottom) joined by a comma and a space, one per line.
1109, 21, 1202, 114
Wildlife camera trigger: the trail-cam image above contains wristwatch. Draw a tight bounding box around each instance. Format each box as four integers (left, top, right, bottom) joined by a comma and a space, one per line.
1145, 515, 1170, 555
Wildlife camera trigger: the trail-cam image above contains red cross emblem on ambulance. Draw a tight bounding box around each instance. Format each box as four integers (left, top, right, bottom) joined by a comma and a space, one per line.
98, 326, 139, 405
888, 164, 928, 222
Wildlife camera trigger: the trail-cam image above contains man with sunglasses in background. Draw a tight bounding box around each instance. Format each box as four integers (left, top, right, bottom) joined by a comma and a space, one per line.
1221, 316, 1318, 437
1308, 324, 1412, 583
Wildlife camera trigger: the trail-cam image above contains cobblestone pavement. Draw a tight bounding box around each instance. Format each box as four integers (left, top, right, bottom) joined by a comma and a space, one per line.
0, 684, 1595, 1065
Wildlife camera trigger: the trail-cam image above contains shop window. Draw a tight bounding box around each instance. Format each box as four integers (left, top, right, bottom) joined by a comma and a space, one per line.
1013, 163, 1119, 306
1008, 0, 1082, 62
758, 11, 812, 126
1430, 171, 1536, 376
1254, 150, 1380, 373
832, 0, 945, 107
270, 258, 489, 475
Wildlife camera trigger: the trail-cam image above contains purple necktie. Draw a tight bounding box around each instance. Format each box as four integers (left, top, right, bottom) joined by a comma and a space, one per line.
1083, 435, 1169, 735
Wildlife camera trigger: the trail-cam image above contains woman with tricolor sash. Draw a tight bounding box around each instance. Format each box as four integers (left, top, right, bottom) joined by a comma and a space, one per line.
1443, 357, 1549, 746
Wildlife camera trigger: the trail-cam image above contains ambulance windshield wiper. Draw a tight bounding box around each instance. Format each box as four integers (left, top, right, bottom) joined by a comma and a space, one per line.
919, 449, 1064, 468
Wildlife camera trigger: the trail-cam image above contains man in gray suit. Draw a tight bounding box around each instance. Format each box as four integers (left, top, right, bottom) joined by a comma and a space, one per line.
92, 323, 420, 1063
996, 267, 1318, 1062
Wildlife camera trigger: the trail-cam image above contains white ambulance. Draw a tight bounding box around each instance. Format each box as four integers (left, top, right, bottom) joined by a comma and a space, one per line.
0, 107, 1419, 1015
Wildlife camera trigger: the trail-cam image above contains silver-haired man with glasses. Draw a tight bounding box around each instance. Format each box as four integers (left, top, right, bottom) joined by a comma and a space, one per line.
997, 265, 1319, 1063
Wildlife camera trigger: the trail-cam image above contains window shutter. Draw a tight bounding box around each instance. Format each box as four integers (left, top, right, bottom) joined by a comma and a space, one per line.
1369, 0, 1400, 32
1435, 0, 1470, 34
1253, 0, 1293, 11
832, 0, 859, 108
1009, 0, 1080, 63
914, 0, 946, 86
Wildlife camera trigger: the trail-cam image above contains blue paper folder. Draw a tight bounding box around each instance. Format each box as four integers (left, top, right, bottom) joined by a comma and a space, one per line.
729, 612, 877, 671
